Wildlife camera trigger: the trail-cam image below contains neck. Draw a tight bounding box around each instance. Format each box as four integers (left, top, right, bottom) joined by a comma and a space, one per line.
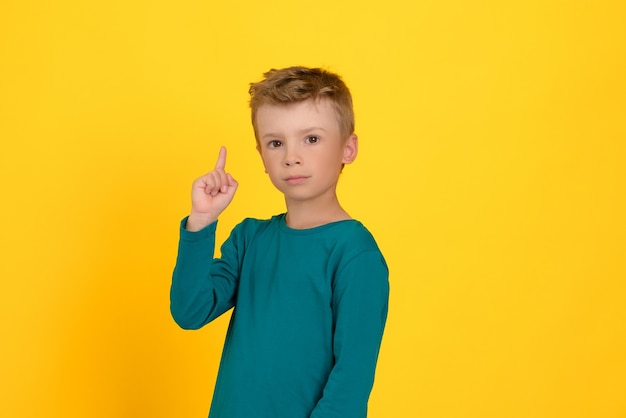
284, 194, 351, 229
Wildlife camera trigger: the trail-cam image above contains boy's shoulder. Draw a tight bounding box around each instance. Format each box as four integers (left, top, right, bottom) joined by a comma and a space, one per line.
230, 214, 280, 234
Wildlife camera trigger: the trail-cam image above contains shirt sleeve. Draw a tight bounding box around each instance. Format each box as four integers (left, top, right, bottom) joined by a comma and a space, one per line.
170, 217, 241, 330
310, 250, 390, 418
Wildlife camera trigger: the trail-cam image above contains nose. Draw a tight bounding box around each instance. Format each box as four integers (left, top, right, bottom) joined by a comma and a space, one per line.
283, 146, 302, 167
284, 159, 302, 167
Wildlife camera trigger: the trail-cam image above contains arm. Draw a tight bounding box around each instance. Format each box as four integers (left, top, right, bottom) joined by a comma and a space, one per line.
170, 218, 240, 329
170, 146, 239, 329
310, 251, 390, 418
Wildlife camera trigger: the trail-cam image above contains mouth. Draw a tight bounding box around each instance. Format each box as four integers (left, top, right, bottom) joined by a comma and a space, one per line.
284, 175, 310, 184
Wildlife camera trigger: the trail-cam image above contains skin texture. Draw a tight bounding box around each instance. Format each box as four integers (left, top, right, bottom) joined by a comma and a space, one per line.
186, 146, 238, 231
187, 97, 357, 231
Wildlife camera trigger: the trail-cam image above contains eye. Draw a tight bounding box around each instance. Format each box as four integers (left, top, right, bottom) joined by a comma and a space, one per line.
268, 140, 283, 148
305, 135, 320, 144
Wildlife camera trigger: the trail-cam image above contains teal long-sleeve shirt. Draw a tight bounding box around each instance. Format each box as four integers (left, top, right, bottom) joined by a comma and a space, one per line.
171, 214, 389, 418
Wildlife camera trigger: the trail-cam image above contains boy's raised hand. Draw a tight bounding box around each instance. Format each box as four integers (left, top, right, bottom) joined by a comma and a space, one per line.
186, 146, 238, 231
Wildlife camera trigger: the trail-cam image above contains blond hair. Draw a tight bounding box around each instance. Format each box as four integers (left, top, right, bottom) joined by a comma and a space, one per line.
249, 66, 354, 140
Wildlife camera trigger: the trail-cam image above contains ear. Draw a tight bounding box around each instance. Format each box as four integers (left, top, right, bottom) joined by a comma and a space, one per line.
341, 134, 358, 165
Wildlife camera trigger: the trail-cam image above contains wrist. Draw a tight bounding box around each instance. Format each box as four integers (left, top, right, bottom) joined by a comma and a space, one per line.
186, 212, 218, 232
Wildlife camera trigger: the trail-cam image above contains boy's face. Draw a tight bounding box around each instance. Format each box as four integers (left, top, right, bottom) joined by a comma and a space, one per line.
255, 98, 357, 204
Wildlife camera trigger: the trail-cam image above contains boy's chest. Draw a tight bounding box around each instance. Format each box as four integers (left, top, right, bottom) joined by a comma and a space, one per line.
237, 232, 343, 307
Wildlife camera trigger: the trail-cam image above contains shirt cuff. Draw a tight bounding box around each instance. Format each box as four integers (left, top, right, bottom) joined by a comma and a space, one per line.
179, 216, 218, 242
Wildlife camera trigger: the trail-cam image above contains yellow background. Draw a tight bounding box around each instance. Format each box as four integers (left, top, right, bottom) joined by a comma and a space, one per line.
1, 0, 625, 417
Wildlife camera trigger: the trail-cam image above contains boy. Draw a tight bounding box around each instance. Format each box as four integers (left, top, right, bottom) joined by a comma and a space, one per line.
171, 66, 389, 418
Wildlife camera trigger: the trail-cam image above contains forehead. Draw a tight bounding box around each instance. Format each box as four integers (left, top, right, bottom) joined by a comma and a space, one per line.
255, 98, 341, 135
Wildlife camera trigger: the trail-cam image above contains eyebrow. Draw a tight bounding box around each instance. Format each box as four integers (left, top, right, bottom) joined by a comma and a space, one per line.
261, 127, 328, 139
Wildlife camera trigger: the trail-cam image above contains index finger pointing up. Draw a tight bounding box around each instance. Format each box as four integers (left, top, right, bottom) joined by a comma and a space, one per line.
215, 146, 227, 170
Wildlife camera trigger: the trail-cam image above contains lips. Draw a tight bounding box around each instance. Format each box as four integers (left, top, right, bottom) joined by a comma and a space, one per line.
284, 175, 309, 184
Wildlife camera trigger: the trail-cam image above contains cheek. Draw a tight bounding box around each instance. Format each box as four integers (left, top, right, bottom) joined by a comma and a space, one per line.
262, 155, 283, 176
325, 148, 346, 167
261, 153, 275, 166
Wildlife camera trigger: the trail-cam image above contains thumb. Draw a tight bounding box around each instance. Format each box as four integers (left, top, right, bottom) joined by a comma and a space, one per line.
226, 173, 238, 189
